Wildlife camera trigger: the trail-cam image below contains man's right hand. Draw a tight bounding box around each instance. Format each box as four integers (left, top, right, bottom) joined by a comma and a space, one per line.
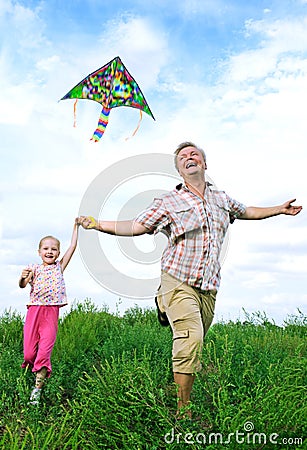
78, 216, 97, 229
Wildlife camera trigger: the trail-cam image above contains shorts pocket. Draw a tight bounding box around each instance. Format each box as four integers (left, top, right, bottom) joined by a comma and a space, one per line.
172, 329, 190, 364
173, 329, 189, 340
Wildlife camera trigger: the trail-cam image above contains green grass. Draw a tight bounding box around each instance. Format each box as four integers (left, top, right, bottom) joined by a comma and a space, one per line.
0, 301, 306, 449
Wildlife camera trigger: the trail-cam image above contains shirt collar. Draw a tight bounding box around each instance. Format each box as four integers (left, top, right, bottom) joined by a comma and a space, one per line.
176, 181, 213, 191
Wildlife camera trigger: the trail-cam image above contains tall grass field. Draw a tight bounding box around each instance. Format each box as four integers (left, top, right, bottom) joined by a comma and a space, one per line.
0, 300, 306, 449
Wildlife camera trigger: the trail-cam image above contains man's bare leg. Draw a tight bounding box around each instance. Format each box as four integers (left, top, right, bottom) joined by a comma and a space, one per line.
174, 372, 195, 418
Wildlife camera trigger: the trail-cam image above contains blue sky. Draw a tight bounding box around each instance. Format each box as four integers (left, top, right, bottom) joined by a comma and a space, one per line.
1, 0, 306, 325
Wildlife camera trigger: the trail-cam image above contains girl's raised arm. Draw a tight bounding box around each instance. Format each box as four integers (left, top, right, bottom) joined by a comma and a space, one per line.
60, 219, 80, 272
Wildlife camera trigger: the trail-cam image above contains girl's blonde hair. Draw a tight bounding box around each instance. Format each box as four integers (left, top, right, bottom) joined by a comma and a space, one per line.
38, 236, 60, 250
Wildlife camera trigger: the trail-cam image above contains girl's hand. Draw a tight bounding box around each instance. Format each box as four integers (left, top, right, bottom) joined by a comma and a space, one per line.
21, 269, 32, 280
19, 268, 33, 287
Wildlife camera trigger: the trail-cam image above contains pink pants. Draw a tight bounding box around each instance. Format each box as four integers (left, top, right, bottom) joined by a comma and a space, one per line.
21, 305, 60, 377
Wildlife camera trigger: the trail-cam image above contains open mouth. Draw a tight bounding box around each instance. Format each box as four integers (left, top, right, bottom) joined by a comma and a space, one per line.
186, 162, 197, 169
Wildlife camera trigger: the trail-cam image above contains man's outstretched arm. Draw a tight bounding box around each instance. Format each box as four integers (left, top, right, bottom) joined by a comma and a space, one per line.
239, 198, 302, 220
78, 216, 149, 236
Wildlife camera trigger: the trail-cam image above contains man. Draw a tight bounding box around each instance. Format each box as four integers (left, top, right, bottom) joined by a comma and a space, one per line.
78, 141, 302, 418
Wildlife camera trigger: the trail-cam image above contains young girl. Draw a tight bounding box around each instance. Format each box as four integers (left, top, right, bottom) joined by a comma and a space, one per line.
19, 219, 80, 404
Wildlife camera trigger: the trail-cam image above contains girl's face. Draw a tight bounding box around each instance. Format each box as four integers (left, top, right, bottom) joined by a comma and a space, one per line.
38, 238, 60, 265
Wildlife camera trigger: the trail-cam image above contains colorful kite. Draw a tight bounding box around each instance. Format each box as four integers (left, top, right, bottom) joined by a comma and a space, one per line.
60, 56, 155, 141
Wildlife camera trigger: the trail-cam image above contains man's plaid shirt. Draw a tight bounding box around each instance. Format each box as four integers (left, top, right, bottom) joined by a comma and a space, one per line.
135, 183, 246, 291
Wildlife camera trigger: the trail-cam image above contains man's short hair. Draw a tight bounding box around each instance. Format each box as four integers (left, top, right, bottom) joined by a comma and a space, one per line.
174, 141, 206, 171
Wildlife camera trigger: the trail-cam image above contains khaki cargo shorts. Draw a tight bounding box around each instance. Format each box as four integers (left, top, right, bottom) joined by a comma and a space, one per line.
156, 272, 216, 374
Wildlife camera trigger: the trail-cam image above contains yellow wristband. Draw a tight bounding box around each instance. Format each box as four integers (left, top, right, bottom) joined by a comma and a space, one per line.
87, 216, 97, 229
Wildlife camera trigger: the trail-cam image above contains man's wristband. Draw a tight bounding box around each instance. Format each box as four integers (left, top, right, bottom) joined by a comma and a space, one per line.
87, 216, 97, 229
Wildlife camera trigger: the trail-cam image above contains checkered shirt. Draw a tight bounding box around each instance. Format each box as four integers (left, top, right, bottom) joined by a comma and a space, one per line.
135, 183, 246, 291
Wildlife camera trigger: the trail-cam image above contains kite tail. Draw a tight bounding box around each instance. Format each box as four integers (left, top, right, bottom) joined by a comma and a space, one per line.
91, 106, 111, 142
125, 110, 143, 141
73, 99, 78, 127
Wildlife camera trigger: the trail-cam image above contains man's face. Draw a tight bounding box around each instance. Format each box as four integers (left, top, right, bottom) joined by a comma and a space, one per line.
176, 146, 206, 177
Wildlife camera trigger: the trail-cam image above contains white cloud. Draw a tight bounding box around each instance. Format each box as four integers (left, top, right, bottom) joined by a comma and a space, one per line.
96, 15, 169, 89
0, 0, 13, 18
245, 16, 307, 53
1, 1, 47, 51
36, 55, 61, 73
242, 271, 277, 289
